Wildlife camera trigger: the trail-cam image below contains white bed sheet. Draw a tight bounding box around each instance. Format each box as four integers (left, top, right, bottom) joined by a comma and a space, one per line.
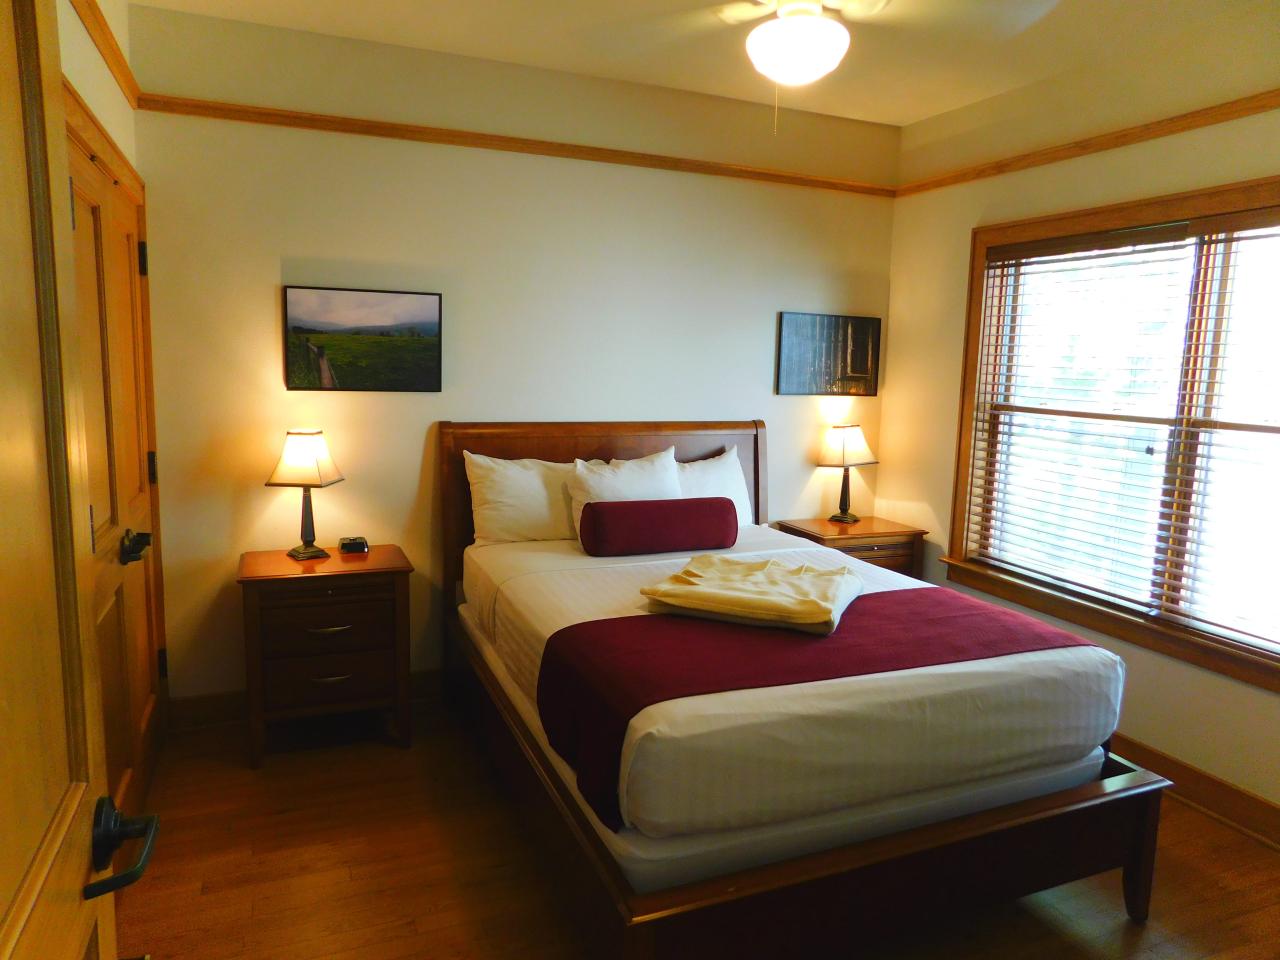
460, 603, 1106, 893
462, 527, 1124, 838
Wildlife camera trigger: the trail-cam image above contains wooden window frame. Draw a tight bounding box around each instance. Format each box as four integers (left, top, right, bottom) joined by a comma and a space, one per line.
946, 174, 1280, 694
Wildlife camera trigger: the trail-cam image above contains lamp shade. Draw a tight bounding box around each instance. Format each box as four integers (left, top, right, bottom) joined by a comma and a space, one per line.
817, 424, 877, 468
266, 429, 344, 488
746, 2, 850, 87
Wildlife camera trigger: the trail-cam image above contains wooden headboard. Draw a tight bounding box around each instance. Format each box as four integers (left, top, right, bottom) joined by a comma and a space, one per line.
438, 420, 768, 604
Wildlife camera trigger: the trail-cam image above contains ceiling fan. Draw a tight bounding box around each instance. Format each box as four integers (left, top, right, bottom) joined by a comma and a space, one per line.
716, 0, 891, 27
714, 0, 892, 86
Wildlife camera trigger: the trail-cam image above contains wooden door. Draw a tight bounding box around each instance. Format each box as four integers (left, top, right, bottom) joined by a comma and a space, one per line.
68, 116, 164, 820
1, 0, 117, 957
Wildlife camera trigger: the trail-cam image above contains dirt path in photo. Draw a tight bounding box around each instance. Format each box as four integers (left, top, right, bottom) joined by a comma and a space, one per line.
306, 340, 339, 388
318, 354, 337, 388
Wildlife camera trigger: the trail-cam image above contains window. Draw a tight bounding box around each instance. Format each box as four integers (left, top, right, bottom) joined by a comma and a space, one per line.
949, 181, 1280, 689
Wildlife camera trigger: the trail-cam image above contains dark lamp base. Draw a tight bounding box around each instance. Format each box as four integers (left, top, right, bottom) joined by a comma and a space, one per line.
829, 465, 860, 525
288, 486, 329, 560
287, 543, 330, 561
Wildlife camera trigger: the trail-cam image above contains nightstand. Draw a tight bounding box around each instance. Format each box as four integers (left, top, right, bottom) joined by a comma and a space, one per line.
776, 517, 927, 579
237, 544, 414, 766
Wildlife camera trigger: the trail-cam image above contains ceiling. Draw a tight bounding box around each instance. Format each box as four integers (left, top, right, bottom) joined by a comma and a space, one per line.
132, 0, 1280, 127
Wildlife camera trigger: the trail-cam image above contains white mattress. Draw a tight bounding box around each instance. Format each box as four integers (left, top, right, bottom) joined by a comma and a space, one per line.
462, 527, 1124, 839
460, 603, 1106, 893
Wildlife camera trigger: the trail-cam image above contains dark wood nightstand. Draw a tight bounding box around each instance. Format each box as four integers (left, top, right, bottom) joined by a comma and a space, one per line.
775, 517, 928, 579
237, 544, 414, 766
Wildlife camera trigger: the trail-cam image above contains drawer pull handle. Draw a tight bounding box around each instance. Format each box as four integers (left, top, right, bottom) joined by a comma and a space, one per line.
310, 674, 352, 684
306, 624, 354, 634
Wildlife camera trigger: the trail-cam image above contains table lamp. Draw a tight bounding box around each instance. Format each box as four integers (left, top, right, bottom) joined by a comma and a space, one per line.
817, 424, 877, 524
267, 428, 344, 560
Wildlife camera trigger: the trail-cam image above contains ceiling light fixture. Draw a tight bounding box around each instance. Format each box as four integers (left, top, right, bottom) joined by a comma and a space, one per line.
745, 0, 850, 87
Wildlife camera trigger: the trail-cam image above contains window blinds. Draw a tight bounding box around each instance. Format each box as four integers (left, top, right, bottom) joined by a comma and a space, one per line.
961, 214, 1280, 652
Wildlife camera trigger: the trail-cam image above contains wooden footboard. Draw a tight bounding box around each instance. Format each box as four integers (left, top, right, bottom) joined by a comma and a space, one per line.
447, 610, 1171, 956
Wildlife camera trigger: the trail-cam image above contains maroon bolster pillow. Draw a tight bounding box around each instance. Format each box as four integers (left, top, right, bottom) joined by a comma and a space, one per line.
579, 497, 738, 557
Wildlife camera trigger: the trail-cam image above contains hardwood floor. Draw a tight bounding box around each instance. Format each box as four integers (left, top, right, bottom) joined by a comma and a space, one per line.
117, 705, 1280, 960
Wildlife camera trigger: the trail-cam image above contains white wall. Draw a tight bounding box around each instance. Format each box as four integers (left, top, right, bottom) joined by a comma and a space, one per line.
126, 4, 1280, 806
56, 0, 135, 160
131, 12, 898, 699
876, 109, 1280, 804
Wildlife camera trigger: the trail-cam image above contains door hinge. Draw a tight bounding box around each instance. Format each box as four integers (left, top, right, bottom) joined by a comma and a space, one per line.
70, 176, 75, 230
137, 240, 148, 276
157, 648, 168, 680
147, 450, 158, 485
88, 504, 96, 553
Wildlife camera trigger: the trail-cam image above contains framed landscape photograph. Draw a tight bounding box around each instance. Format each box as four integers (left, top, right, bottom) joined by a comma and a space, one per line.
283, 285, 442, 392
775, 311, 881, 396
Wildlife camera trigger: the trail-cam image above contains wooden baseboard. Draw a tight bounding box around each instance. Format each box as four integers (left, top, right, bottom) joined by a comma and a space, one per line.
411, 669, 443, 703
1111, 732, 1280, 848
169, 669, 441, 729
168, 689, 247, 730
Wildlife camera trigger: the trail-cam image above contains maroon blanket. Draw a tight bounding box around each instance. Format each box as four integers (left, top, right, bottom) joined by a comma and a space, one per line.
536, 587, 1095, 831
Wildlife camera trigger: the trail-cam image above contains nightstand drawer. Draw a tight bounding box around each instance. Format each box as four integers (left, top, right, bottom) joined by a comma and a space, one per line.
263, 649, 394, 712
776, 519, 927, 582
841, 541, 913, 560
260, 575, 397, 607
260, 601, 394, 658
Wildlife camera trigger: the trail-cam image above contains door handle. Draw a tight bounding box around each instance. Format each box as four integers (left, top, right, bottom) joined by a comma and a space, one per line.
119, 529, 152, 565
83, 796, 159, 900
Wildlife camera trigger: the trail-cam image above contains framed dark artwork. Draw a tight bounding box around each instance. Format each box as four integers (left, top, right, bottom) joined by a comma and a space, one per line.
775, 311, 881, 396
283, 285, 442, 392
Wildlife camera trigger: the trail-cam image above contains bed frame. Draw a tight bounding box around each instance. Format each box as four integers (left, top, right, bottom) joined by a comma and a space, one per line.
438, 420, 1170, 957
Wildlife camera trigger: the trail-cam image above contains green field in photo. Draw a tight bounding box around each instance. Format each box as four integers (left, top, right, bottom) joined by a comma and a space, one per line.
286, 330, 440, 391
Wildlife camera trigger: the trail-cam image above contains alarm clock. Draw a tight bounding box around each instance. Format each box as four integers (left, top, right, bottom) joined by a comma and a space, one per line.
338, 536, 369, 554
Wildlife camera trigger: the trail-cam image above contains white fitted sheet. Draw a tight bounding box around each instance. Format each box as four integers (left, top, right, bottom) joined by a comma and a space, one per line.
460, 604, 1106, 893
462, 528, 1124, 838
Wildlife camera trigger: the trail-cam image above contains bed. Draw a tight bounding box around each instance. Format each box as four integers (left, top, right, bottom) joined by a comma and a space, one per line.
439, 420, 1170, 957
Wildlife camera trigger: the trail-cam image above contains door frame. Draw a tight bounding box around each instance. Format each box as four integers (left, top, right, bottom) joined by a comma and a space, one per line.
1, 0, 116, 956
63, 76, 169, 762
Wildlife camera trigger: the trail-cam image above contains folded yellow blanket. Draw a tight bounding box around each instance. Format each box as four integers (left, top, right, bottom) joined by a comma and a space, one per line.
640, 554, 863, 636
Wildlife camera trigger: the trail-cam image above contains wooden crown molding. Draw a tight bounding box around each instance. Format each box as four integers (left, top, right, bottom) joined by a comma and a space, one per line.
67, 0, 138, 107
61, 0, 1280, 197
897, 86, 1280, 197
134, 92, 895, 197
135, 84, 1280, 199
62, 77, 143, 201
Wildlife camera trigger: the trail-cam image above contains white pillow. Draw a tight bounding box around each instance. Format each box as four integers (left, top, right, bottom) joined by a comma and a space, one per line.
678, 447, 755, 527
567, 447, 681, 534
463, 451, 575, 545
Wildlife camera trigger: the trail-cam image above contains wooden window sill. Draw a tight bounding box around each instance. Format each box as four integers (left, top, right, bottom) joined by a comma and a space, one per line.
941, 558, 1280, 695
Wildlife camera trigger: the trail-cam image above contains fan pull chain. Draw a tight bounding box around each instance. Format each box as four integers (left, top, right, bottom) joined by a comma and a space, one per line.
773, 84, 779, 135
